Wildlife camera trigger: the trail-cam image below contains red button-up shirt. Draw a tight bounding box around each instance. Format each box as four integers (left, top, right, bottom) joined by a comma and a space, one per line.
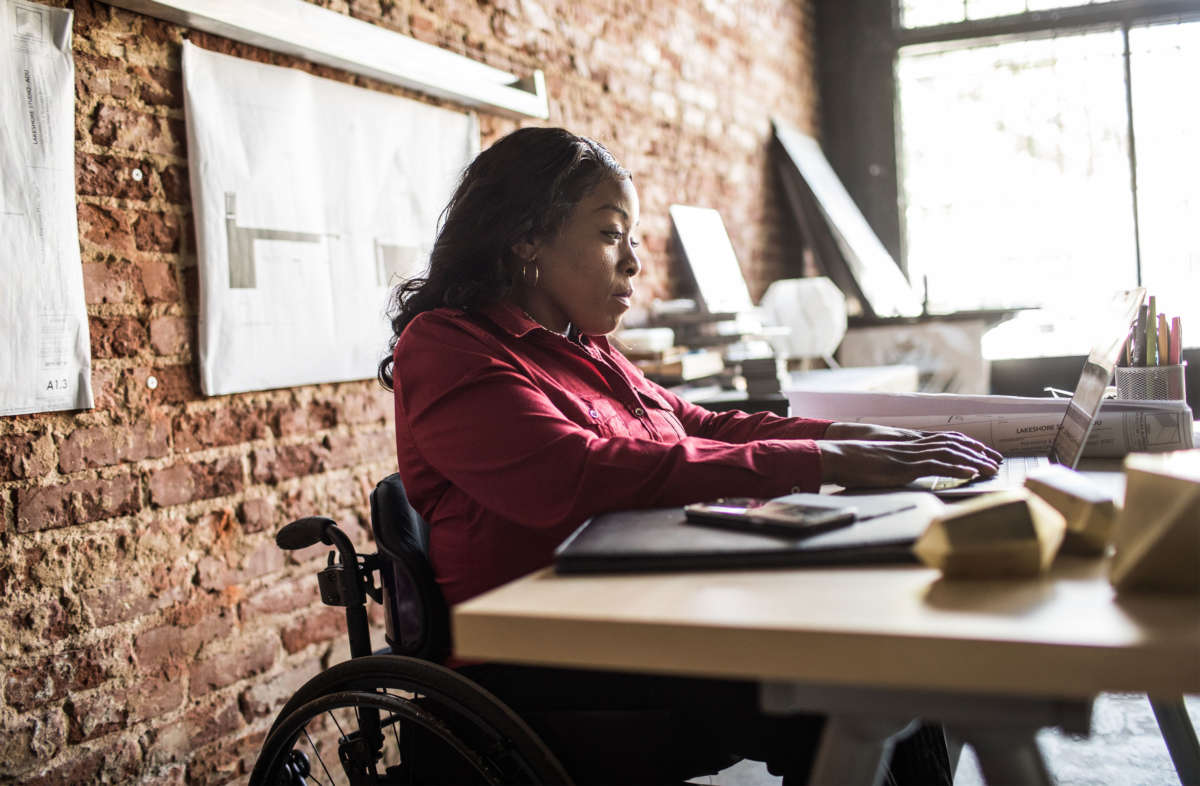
393, 301, 832, 606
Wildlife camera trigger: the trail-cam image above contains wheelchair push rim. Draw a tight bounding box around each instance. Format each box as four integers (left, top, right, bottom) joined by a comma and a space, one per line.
249, 654, 572, 786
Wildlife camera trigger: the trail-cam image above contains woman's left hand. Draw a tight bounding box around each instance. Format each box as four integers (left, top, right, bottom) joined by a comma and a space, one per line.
824, 421, 1004, 462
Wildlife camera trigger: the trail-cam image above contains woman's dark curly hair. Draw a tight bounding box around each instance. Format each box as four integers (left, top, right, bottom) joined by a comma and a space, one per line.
378, 126, 630, 389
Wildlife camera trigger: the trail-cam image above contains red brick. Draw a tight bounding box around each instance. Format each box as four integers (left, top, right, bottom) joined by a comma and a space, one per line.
197, 538, 285, 592
88, 365, 122, 412
88, 101, 184, 156
81, 577, 159, 627
185, 695, 245, 751
148, 456, 243, 508
238, 655, 321, 720
176, 602, 235, 642
251, 443, 329, 484
338, 387, 393, 424
242, 539, 287, 581
124, 363, 195, 408
140, 259, 180, 302
328, 474, 370, 509
4, 646, 113, 712
182, 265, 200, 311
188, 634, 278, 698
240, 575, 318, 620
75, 150, 154, 200
148, 315, 190, 355
133, 64, 182, 107
0, 714, 38, 776
281, 606, 345, 654
7, 593, 78, 644
141, 765, 187, 786
74, 51, 132, 102
133, 210, 182, 253
0, 431, 55, 480
274, 399, 338, 436
16, 540, 72, 588
77, 202, 136, 255
186, 729, 263, 784
158, 164, 189, 204
21, 748, 107, 786
136, 608, 238, 677
323, 429, 394, 469
128, 674, 186, 723
239, 495, 278, 533
134, 625, 186, 674
64, 690, 130, 743
173, 405, 270, 452
16, 474, 140, 532
277, 482, 322, 523
82, 257, 147, 304
90, 314, 147, 358
57, 417, 170, 473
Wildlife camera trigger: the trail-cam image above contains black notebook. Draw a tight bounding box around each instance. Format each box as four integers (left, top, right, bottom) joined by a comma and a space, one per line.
554, 492, 941, 574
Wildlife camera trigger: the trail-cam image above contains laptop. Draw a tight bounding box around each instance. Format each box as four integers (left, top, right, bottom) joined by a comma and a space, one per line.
913, 288, 1146, 497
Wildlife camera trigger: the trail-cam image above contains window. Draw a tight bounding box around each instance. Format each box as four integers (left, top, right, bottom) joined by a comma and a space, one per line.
887, 1, 1199, 355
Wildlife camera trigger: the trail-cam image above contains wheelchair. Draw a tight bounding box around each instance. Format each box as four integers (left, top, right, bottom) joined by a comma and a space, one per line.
249, 474, 574, 785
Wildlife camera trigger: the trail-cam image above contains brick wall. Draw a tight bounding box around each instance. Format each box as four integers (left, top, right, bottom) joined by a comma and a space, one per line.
0, 0, 819, 782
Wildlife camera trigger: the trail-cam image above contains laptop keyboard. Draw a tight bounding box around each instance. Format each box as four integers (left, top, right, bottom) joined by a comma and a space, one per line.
918, 455, 1050, 491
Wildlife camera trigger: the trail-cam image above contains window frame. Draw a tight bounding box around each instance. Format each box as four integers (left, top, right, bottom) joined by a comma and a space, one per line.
815, 0, 1200, 284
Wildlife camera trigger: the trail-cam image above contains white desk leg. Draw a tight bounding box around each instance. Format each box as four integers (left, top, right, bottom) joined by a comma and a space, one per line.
961, 728, 1054, 786
761, 682, 1091, 786
945, 730, 965, 776
808, 715, 919, 786
1150, 696, 1200, 786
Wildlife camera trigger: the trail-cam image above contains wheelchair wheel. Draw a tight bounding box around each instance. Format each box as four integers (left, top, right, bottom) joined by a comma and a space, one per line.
250, 654, 573, 786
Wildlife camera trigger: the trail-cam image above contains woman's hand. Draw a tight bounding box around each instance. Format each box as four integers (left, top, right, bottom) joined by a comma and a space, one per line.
817, 424, 1002, 488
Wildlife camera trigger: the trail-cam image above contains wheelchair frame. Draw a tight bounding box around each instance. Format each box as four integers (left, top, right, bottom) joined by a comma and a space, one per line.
248, 473, 572, 785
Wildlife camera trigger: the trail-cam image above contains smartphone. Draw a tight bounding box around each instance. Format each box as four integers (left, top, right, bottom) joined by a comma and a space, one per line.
683, 498, 856, 539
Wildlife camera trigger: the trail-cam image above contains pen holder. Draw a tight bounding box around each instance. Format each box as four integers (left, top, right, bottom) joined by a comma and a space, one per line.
1115, 362, 1187, 401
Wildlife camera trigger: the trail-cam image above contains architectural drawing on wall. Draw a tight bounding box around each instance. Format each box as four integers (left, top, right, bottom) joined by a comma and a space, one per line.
183, 41, 478, 395
1, 0, 94, 417
224, 192, 326, 288
374, 241, 427, 287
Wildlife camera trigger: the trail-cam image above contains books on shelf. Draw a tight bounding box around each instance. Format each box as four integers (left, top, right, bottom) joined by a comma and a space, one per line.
631, 348, 726, 383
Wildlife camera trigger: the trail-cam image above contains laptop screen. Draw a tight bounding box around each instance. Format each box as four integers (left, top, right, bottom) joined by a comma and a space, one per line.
1049, 288, 1146, 468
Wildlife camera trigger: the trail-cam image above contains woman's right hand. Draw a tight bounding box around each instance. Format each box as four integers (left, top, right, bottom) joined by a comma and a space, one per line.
816, 431, 1001, 488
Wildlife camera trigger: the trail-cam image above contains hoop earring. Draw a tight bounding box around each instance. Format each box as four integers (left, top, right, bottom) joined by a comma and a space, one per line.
522, 259, 540, 288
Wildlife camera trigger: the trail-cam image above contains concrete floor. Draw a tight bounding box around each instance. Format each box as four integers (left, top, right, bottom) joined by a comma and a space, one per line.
703, 693, 1200, 785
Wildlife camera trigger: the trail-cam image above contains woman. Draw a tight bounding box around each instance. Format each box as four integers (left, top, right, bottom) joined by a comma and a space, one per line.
380, 127, 998, 784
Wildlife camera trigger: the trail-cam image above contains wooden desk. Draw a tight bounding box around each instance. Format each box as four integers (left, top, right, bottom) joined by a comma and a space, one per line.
453, 474, 1200, 785
454, 557, 1199, 700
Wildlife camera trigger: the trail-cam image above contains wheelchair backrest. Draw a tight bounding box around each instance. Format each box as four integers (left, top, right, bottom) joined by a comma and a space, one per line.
369, 473, 450, 662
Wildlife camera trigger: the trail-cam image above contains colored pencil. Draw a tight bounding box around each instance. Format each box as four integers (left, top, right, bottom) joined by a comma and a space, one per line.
1134, 305, 1148, 366
1169, 317, 1182, 365
1158, 313, 1169, 367
1146, 296, 1158, 366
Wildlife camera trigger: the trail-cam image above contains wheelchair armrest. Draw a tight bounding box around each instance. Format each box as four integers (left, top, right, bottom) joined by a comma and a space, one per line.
276, 516, 338, 550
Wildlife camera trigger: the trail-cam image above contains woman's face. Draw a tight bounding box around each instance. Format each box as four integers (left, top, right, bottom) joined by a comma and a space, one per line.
518, 176, 641, 336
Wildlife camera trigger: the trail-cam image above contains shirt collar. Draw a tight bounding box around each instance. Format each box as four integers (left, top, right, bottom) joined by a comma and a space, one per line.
481, 300, 544, 338
480, 300, 610, 350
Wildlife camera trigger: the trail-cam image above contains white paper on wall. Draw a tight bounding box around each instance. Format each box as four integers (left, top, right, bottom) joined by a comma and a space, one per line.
0, 0, 93, 417
182, 41, 479, 396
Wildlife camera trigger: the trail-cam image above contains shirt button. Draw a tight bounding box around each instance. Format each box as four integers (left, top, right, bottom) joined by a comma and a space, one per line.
589, 409, 599, 419
633, 407, 645, 417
